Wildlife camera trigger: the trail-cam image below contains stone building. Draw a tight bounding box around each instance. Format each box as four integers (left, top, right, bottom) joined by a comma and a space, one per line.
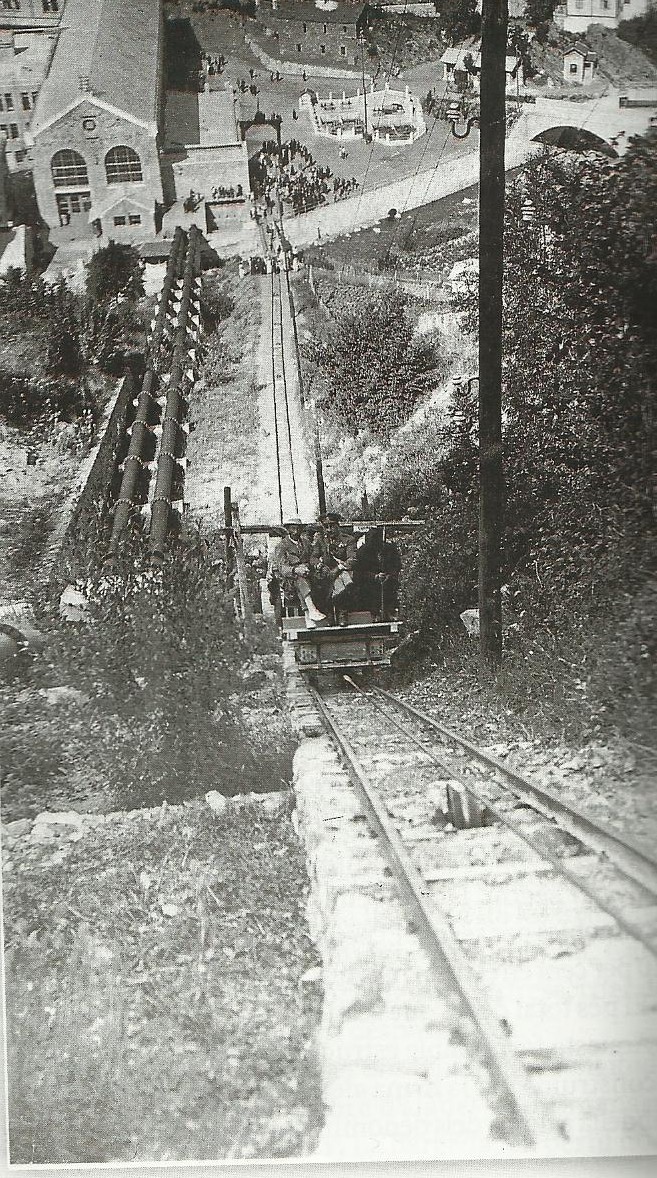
0, 28, 56, 170
563, 41, 598, 83
253, 0, 365, 72
27, 0, 165, 242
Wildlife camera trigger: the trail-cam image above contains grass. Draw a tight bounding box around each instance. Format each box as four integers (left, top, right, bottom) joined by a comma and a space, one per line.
186, 267, 262, 523
4, 797, 323, 1163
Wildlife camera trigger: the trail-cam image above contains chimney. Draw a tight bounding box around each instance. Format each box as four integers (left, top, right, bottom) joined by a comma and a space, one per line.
78, 75, 91, 92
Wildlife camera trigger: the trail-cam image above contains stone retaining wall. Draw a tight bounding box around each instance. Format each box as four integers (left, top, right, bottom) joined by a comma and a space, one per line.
283, 652, 495, 1161
43, 372, 135, 590
244, 32, 372, 84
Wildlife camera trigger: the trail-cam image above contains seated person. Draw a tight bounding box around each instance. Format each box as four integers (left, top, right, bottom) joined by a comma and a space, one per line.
354, 526, 401, 621
311, 512, 358, 625
270, 519, 326, 626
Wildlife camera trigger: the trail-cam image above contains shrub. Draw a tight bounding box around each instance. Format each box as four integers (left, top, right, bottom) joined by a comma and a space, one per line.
86, 243, 145, 305
1, 530, 293, 820
305, 289, 438, 439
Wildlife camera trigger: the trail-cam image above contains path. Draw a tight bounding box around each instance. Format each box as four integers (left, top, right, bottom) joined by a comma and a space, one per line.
254, 268, 318, 525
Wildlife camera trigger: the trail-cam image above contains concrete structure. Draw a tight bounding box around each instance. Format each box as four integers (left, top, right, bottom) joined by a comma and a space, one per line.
0, 27, 56, 170
161, 85, 250, 238
252, 0, 364, 72
302, 82, 425, 143
27, 0, 165, 243
563, 41, 598, 82
0, 221, 32, 273
0, 135, 8, 222
440, 43, 523, 90
0, 0, 64, 32
554, 0, 655, 33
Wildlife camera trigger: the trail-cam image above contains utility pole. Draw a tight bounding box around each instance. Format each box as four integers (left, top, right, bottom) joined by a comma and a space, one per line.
359, 34, 369, 141
478, 0, 508, 666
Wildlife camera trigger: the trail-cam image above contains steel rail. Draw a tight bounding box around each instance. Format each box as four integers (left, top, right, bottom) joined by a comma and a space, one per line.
275, 267, 299, 516
269, 268, 284, 524
310, 684, 566, 1152
375, 688, 657, 895
343, 682, 657, 957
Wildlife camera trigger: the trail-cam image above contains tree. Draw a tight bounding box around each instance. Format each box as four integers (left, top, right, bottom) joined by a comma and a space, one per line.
305, 289, 436, 439
378, 135, 657, 651
507, 26, 535, 81
434, 0, 480, 44
85, 242, 145, 305
617, 10, 657, 66
524, 0, 556, 28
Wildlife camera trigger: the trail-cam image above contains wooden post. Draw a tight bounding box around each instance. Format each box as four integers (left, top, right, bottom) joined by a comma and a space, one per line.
232, 502, 253, 629
223, 486, 234, 584
314, 417, 327, 519
478, 0, 508, 667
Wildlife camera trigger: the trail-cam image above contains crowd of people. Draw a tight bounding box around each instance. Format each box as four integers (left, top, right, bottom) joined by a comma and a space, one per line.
333, 175, 360, 201
250, 139, 360, 218
269, 513, 401, 629
210, 183, 244, 201
203, 51, 226, 76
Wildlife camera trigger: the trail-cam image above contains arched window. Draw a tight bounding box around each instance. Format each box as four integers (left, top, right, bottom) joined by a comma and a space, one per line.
51, 149, 89, 188
105, 145, 143, 184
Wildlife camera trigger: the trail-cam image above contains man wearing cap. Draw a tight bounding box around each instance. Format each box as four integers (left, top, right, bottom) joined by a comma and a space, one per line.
311, 512, 358, 624
270, 519, 326, 625
354, 526, 401, 621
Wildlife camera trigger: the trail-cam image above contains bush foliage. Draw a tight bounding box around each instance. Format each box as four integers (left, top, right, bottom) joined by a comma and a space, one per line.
85, 242, 145, 305
0, 527, 293, 820
378, 137, 657, 736
0, 270, 147, 431
305, 289, 437, 439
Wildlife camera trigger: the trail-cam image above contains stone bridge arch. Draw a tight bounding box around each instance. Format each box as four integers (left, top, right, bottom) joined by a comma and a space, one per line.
531, 124, 618, 158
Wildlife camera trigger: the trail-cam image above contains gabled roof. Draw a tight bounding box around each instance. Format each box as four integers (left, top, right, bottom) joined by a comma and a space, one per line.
564, 41, 597, 62
30, 0, 162, 139
440, 45, 519, 73
88, 190, 153, 221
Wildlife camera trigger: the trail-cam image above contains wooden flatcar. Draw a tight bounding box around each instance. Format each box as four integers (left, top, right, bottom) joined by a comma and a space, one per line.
282, 609, 402, 671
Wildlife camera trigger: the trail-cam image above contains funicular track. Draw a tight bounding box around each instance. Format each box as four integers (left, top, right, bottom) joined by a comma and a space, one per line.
268, 265, 301, 524
106, 225, 203, 564
310, 678, 657, 1153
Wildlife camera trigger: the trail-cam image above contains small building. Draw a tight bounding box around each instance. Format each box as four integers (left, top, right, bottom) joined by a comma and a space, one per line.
253, 0, 364, 72
563, 42, 598, 84
0, 28, 56, 171
160, 85, 250, 238
27, 0, 165, 242
440, 44, 523, 91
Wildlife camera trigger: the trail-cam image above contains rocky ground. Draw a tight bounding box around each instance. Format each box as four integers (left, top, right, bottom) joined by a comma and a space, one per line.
2, 793, 323, 1164
0, 426, 84, 603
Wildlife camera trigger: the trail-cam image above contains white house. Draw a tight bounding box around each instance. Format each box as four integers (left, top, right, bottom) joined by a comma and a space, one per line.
440, 44, 523, 90
554, 0, 654, 34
